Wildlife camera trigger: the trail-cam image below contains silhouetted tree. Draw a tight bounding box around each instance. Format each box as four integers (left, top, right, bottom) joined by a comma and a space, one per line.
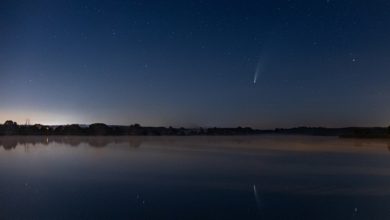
88, 123, 112, 135
54, 124, 85, 135
3, 120, 18, 135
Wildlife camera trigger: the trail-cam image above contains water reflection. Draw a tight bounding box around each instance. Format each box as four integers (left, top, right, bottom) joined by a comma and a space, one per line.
0, 135, 389, 219
0, 136, 144, 150
1, 135, 390, 154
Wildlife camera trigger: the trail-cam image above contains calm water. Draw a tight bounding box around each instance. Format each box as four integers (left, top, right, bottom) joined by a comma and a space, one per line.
0, 136, 390, 220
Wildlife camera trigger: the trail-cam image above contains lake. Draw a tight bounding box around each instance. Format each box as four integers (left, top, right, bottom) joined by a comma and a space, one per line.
0, 135, 389, 219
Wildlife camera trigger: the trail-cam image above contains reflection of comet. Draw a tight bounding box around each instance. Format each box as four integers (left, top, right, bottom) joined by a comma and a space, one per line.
253, 184, 261, 211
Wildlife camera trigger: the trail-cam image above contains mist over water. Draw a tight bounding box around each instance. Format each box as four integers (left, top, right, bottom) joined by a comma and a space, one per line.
1, 135, 390, 219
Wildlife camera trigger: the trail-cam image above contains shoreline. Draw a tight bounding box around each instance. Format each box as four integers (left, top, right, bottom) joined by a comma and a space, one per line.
1, 120, 390, 138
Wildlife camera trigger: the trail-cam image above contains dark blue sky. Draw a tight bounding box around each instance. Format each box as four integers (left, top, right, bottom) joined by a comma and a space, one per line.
1, 0, 390, 128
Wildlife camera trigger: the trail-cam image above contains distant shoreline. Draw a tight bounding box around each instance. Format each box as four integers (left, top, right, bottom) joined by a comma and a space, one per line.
1, 120, 390, 138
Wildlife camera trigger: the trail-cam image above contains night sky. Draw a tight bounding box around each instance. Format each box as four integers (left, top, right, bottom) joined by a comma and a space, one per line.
1, 0, 390, 128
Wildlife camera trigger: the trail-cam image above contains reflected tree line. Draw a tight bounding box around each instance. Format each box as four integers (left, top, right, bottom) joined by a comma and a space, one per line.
0, 136, 144, 150
1, 135, 390, 152
0, 135, 262, 151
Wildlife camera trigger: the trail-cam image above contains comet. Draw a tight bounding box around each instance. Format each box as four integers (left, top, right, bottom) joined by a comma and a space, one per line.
253, 72, 258, 84
253, 57, 263, 85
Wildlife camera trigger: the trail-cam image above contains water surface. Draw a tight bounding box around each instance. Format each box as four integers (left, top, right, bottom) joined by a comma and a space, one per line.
1, 135, 390, 219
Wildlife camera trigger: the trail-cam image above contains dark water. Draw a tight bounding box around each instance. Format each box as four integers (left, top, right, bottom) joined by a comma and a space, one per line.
1, 136, 390, 220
